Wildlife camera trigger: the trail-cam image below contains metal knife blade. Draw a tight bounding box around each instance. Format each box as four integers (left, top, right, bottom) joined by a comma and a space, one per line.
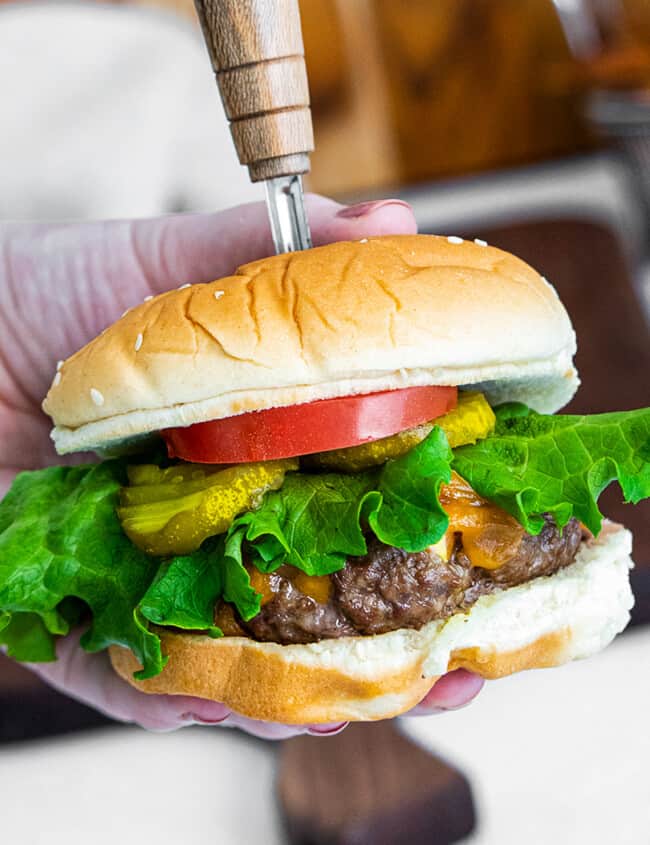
265, 175, 312, 254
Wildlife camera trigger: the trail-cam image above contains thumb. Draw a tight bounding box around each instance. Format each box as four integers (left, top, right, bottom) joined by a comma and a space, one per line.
126, 194, 417, 295
0, 196, 417, 403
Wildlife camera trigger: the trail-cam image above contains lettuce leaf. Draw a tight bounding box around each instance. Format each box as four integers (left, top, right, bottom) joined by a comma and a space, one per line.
0, 462, 167, 677
452, 404, 650, 536
225, 426, 453, 579
1, 404, 648, 679
0, 428, 453, 672
137, 540, 223, 637
220, 529, 265, 620
0, 612, 58, 662
364, 426, 453, 551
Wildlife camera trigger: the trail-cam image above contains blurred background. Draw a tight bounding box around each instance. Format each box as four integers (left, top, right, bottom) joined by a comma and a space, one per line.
1, 1, 649, 843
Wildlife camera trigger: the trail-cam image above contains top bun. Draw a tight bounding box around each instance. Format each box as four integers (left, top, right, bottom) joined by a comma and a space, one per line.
43, 234, 578, 454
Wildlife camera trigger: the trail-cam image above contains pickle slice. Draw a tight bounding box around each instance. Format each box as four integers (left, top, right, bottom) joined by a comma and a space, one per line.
305, 391, 495, 472
118, 459, 297, 556
126, 463, 221, 487
121, 467, 229, 505
440, 391, 496, 448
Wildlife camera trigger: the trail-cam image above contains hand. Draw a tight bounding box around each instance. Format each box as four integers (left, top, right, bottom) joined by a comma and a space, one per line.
26, 631, 483, 737
0, 195, 484, 736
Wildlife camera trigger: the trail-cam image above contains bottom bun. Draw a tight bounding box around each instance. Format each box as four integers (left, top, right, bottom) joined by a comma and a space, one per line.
110, 522, 634, 724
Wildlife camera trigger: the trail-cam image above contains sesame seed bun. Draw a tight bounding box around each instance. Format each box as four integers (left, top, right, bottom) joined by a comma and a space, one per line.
43, 234, 578, 454
109, 523, 633, 724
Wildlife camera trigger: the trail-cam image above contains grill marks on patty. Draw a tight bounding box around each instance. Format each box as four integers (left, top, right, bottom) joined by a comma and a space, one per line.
222, 517, 584, 645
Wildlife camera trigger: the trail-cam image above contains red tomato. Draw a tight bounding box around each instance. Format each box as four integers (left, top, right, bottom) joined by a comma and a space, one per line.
163, 386, 457, 464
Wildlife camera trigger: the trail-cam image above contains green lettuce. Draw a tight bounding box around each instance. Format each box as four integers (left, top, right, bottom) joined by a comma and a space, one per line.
0, 612, 58, 662
452, 404, 650, 536
0, 404, 648, 678
225, 425, 452, 578
209, 426, 454, 622
0, 462, 165, 676
138, 541, 223, 637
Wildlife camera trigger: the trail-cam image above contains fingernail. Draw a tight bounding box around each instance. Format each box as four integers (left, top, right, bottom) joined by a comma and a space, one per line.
444, 700, 474, 712
307, 721, 349, 736
406, 706, 447, 717
409, 700, 474, 717
181, 712, 230, 725
336, 199, 411, 219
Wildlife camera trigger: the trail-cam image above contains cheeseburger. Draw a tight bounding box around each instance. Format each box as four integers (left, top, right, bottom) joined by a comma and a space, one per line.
0, 234, 648, 723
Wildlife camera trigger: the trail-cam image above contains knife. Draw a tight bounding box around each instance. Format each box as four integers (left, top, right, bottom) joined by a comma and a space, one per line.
193, 0, 313, 253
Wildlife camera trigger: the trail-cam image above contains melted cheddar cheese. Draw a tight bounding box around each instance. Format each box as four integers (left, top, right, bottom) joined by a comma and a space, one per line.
247, 568, 276, 606
292, 572, 333, 604
244, 473, 523, 616
247, 566, 333, 605
436, 472, 525, 569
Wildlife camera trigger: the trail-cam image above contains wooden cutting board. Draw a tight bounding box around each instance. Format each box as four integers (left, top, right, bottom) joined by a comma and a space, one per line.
278, 721, 476, 845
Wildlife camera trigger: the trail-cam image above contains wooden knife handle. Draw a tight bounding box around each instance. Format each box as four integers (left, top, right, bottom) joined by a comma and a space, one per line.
194, 0, 313, 181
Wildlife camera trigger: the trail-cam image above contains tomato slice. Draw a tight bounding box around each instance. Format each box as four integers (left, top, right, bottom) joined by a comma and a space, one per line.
163, 386, 457, 464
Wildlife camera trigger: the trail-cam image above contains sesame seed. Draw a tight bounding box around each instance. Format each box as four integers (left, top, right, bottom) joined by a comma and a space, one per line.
143, 295, 153, 302
213, 290, 224, 301
90, 388, 104, 406
178, 283, 191, 290
56, 360, 64, 371
447, 236, 463, 244
474, 238, 488, 247
359, 238, 368, 244
121, 309, 129, 318
134, 333, 143, 352
53, 372, 61, 387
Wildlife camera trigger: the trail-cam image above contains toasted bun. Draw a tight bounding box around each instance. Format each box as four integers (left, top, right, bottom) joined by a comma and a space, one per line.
44, 235, 578, 454
109, 523, 633, 724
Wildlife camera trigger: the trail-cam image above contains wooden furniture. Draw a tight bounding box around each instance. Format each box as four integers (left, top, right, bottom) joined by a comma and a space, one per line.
278, 721, 476, 845
86, 0, 650, 194
300, 0, 650, 195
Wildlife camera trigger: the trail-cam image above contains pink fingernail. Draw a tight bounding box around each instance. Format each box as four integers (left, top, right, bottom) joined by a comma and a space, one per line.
182, 712, 230, 725
307, 721, 349, 736
409, 700, 474, 717
336, 199, 411, 219
443, 700, 474, 712
406, 706, 447, 717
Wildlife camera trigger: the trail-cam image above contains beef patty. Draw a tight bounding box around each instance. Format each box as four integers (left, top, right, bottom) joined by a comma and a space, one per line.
218, 517, 584, 645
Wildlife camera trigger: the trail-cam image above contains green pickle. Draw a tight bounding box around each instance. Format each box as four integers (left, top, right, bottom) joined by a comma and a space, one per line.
438, 391, 496, 448
121, 464, 228, 505
118, 458, 297, 556
305, 391, 495, 472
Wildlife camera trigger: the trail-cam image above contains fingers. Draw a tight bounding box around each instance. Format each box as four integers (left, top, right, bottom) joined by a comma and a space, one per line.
3, 195, 417, 401
218, 716, 307, 740
27, 632, 348, 737
406, 669, 485, 716
28, 633, 480, 731
308, 196, 416, 247
127, 195, 417, 295
29, 632, 229, 731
